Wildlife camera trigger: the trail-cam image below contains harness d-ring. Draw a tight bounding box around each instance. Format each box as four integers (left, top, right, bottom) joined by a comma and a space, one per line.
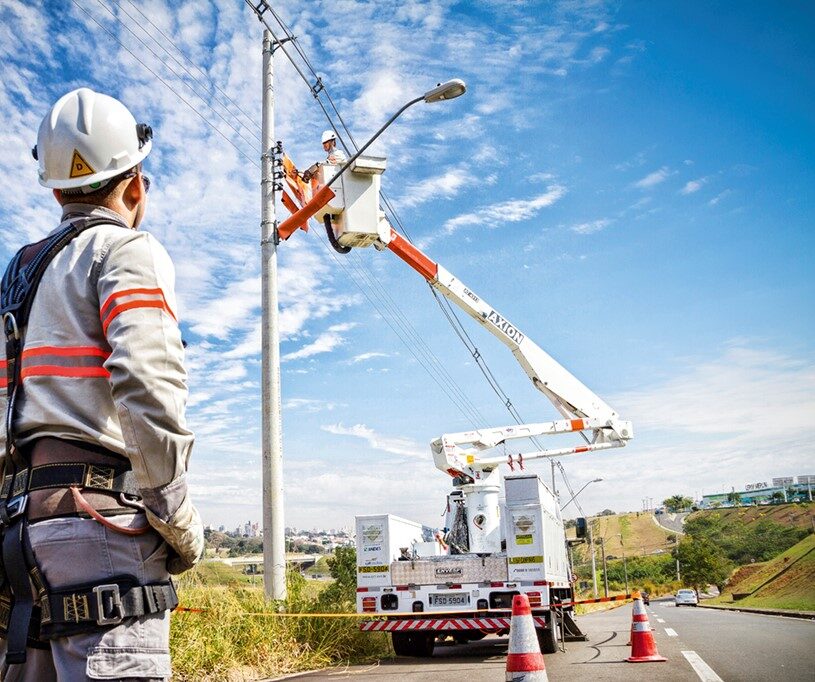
2, 311, 19, 341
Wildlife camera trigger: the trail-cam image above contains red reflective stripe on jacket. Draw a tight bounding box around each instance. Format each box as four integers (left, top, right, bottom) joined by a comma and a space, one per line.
100, 287, 175, 320
20, 365, 111, 381
0, 377, 7, 389
21, 346, 110, 360
101, 300, 176, 335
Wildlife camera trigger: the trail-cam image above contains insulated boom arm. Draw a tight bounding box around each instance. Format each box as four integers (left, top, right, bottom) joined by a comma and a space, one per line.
382, 227, 633, 478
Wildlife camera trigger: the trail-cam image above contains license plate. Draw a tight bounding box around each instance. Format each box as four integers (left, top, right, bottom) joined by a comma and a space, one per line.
429, 593, 470, 607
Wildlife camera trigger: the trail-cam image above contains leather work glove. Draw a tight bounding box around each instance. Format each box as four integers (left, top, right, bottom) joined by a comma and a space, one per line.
141, 475, 205, 575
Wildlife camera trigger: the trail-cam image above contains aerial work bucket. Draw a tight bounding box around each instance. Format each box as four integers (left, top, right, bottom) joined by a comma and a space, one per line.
313, 156, 390, 248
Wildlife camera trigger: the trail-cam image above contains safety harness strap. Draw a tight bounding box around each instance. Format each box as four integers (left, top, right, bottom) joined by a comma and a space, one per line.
0, 463, 139, 498
42, 576, 177, 638
2, 522, 36, 664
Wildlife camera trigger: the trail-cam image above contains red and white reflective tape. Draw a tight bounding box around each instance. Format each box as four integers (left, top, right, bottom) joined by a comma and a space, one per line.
360, 616, 547, 632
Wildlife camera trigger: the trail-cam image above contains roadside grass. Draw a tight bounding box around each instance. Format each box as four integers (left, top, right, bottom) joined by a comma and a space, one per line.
687, 501, 815, 532
710, 533, 815, 611
568, 512, 674, 558
170, 563, 390, 681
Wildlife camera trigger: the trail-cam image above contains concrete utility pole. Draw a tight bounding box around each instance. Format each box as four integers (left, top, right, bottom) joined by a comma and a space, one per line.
588, 520, 598, 598
600, 536, 609, 598
261, 29, 286, 602
619, 534, 629, 595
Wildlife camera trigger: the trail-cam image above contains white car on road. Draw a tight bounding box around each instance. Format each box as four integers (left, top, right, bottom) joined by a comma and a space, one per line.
675, 589, 698, 606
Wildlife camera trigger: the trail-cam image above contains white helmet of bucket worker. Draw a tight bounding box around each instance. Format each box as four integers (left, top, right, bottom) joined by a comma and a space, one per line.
321, 130, 337, 144
33, 87, 153, 192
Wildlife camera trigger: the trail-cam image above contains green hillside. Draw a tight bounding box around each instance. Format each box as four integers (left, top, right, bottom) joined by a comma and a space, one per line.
687, 501, 814, 533
711, 533, 815, 611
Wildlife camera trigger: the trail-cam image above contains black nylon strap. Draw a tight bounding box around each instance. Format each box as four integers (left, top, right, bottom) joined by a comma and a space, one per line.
0, 463, 139, 497
2, 521, 34, 664
43, 576, 177, 636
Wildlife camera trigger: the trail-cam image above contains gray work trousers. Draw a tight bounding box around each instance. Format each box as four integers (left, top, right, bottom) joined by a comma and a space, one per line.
1, 513, 172, 681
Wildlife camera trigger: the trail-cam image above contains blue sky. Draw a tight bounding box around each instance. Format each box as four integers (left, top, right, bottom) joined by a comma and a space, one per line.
1, 1, 813, 531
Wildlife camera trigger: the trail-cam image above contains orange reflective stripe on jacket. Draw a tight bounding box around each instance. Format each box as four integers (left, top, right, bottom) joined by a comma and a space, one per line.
0, 359, 6, 390
19, 346, 111, 383
100, 287, 177, 335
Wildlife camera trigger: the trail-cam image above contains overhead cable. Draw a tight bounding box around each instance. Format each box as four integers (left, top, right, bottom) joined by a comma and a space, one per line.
71, 0, 259, 167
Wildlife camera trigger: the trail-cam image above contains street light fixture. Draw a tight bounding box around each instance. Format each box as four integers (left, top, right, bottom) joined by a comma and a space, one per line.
326, 78, 467, 189
560, 477, 603, 512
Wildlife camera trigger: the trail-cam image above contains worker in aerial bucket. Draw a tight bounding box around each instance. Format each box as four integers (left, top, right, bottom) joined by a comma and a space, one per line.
302, 130, 348, 182
0, 87, 203, 680
322, 129, 347, 165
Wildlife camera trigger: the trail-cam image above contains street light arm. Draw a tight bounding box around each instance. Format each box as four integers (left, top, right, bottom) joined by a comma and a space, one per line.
560, 478, 602, 512
325, 95, 424, 189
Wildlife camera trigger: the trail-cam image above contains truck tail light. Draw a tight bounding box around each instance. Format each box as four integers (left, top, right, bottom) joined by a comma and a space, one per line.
356, 587, 369, 593
533, 580, 548, 586
490, 581, 504, 587
448, 584, 462, 589
396, 585, 409, 591
527, 591, 542, 607
362, 597, 377, 612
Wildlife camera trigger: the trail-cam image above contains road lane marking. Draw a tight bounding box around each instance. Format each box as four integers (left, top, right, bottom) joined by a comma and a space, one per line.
665, 627, 678, 636
682, 650, 724, 682
656, 618, 666, 623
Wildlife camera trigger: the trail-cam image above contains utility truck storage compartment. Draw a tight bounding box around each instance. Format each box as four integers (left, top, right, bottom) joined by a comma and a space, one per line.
355, 514, 426, 588
390, 554, 508, 586
504, 474, 569, 585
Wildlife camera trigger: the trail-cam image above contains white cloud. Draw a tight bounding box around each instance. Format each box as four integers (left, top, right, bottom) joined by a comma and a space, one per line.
442, 184, 567, 235
321, 423, 428, 460
350, 352, 390, 364
633, 166, 671, 189
282, 322, 357, 362
709, 189, 732, 206
680, 177, 707, 195
283, 398, 343, 413
571, 218, 612, 234
398, 165, 478, 209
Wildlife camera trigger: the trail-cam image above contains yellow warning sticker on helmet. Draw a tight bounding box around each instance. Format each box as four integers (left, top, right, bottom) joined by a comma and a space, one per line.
69, 150, 95, 178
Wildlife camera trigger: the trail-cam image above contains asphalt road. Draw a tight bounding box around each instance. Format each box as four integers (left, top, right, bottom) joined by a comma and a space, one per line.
653, 511, 689, 534
279, 598, 815, 681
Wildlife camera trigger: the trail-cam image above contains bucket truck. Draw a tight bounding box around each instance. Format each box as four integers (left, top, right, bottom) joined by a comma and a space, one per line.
278, 152, 633, 658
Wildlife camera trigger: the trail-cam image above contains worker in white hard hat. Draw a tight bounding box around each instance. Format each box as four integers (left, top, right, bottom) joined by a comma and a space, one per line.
0, 87, 203, 679
322, 129, 347, 165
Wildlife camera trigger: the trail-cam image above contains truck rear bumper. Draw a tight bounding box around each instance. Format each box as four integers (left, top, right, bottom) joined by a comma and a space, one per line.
360, 615, 547, 632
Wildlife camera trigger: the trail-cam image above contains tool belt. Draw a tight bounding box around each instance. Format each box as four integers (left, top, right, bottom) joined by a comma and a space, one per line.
0, 439, 177, 661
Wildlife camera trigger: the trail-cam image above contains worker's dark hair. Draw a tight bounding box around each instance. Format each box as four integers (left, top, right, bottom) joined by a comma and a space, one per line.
58, 166, 140, 205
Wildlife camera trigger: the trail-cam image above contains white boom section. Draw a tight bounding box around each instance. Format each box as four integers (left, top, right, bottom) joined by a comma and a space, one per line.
381, 228, 633, 480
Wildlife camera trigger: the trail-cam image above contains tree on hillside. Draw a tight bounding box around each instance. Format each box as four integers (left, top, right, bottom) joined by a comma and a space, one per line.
317, 546, 357, 610
598, 509, 616, 516
663, 495, 693, 512
726, 491, 742, 507
675, 537, 731, 593
771, 491, 785, 504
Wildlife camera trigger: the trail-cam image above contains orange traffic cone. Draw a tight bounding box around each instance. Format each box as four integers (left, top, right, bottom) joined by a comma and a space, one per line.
626, 590, 666, 663
506, 594, 549, 681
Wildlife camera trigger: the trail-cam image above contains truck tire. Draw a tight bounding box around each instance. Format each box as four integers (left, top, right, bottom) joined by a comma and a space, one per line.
537, 612, 558, 655
414, 632, 436, 657
392, 631, 435, 657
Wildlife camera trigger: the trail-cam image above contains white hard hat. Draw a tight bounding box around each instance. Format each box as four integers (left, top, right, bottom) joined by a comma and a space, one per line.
321, 130, 337, 144
34, 88, 152, 190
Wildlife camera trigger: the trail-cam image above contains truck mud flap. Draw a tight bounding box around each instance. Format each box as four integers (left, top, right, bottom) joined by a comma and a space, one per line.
561, 611, 588, 641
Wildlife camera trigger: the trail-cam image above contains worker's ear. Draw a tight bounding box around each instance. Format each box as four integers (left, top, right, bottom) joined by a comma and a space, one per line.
122, 172, 144, 211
